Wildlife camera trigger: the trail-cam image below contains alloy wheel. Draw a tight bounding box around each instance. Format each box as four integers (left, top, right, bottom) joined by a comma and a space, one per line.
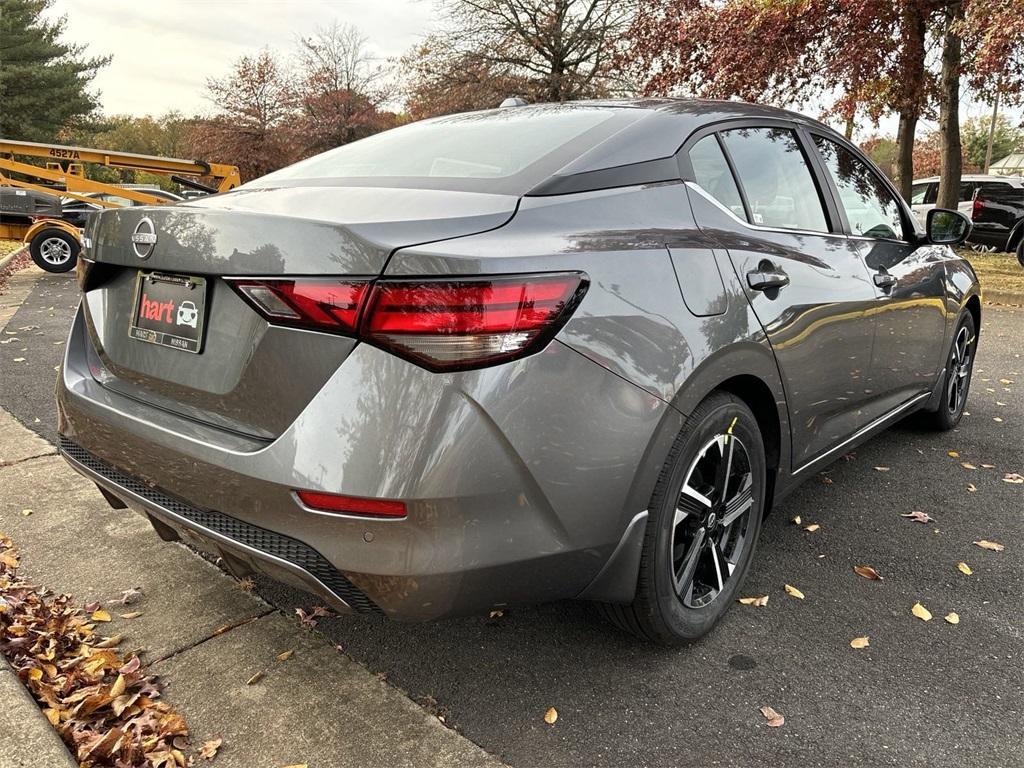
947, 325, 973, 414
40, 236, 72, 266
671, 430, 755, 608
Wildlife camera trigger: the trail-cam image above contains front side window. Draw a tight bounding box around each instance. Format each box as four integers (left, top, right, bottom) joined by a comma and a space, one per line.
720, 127, 828, 232
688, 135, 745, 218
813, 136, 904, 240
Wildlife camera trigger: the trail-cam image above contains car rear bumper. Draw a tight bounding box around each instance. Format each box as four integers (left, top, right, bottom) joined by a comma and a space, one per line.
57, 304, 676, 619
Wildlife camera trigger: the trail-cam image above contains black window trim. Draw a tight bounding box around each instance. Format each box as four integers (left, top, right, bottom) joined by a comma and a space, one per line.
804, 128, 918, 244
678, 116, 844, 237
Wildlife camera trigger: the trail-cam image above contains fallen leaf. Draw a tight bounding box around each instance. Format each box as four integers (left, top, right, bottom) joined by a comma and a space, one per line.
999, 378, 1013, 384
820, 475, 833, 485
245, 671, 265, 686
966, 483, 976, 492
84, 600, 100, 612
119, 656, 141, 675
912, 602, 933, 621
974, 540, 1005, 552
91, 608, 112, 622
901, 511, 934, 524
981, 464, 995, 469
1002, 473, 1023, 484
20, 509, 32, 516
957, 562, 973, 575
544, 707, 558, 724
945, 612, 960, 625
850, 636, 870, 649
873, 466, 890, 472
791, 515, 801, 525
784, 584, 805, 600
803, 524, 820, 532
120, 611, 143, 619
281, 765, 309, 768
12, 357, 24, 362
738, 595, 769, 607
277, 650, 294, 662
853, 565, 883, 581
994, 417, 1003, 423
488, 610, 504, 619
759, 705, 785, 727
198, 738, 223, 760
947, 451, 960, 457
961, 462, 977, 470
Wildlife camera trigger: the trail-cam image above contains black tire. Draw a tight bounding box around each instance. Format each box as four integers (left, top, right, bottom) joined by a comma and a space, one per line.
603, 391, 767, 645
29, 229, 79, 273
920, 310, 977, 431
1016, 237, 1023, 269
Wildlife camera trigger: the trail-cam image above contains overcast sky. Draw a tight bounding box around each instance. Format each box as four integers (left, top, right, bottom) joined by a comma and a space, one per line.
48, 0, 1018, 140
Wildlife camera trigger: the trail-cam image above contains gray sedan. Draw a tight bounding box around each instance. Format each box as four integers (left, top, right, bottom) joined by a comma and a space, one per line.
58, 100, 979, 644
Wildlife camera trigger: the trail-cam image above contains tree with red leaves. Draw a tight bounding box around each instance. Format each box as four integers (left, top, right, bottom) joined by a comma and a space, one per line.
621, 0, 1024, 202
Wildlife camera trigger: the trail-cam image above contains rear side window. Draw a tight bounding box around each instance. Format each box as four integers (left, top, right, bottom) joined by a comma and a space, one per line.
910, 184, 929, 204
688, 135, 746, 218
959, 182, 978, 202
813, 136, 904, 240
720, 127, 828, 232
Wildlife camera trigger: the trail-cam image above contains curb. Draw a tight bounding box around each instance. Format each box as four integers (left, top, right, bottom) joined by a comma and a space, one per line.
0, 660, 78, 768
0, 245, 28, 273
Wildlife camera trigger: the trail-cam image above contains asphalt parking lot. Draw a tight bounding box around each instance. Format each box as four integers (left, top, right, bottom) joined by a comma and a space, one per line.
2, 271, 1021, 768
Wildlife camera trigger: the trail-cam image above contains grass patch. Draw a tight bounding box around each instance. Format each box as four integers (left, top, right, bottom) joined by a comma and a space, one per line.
957, 249, 1024, 302
0, 238, 23, 258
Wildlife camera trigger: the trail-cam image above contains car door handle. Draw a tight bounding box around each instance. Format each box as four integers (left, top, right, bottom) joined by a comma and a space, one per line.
746, 267, 790, 292
873, 272, 897, 290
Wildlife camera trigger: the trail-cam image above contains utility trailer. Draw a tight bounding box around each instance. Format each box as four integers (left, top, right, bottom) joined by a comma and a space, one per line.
0, 140, 240, 272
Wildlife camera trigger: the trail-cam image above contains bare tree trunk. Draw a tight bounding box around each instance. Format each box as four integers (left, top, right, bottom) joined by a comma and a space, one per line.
892, 2, 927, 202
984, 87, 1000, 173
936, 1, 964, 210
894, 111, 918, 203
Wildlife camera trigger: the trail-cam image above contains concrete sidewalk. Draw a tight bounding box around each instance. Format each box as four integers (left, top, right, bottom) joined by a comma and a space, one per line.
0, 408, 503, 768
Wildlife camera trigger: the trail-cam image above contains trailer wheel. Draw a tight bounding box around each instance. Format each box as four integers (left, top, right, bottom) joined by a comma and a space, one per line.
29, 229, 79, 273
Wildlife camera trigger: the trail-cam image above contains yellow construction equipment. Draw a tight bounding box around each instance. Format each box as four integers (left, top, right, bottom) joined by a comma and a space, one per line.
0, 139, 241, 272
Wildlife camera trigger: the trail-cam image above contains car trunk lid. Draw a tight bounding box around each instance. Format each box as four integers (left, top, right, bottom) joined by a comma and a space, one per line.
80, 185, 518, 439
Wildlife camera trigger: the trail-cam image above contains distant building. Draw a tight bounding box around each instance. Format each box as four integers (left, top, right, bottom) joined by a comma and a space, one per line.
990, 152, 1024, 176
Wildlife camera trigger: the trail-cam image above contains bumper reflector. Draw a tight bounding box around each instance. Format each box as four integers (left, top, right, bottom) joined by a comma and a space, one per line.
296, 490, 407, 519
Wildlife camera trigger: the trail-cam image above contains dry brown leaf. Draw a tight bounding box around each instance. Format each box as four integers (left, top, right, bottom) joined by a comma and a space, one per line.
966, 483, 977, 492
874, 466, 890, 472
20, 509, 32, 516
738, 595, 769, 607
544, 707, 558, 724
957, 562, 973, 575
791, 515, 802, 525
850, 636, 870, 649
784, 584, 805, 600
803, 524, 820, 532
901, 511, 934, 524
947, 450, 960, 457
1002, 473, 1024, 484
198, 737, 223, 760
911, 602, 933, 621
759, 705, 785, 727
245, 671, 265, 686
853, 565, 883, 581
944, 612, 960, 625
961, 462, 977, 470
974, 540, 1005, 552
120, 611, 143, 619
488, 610, 504, 619
277, 650, 294, 662
91, 608, 112, 622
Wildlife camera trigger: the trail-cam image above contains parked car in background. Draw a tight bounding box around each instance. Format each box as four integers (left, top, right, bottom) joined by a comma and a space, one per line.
971, 185, 1024, 261
61, 187, 183, 228
911, 175, 1024, 230
59, 100, 980, 645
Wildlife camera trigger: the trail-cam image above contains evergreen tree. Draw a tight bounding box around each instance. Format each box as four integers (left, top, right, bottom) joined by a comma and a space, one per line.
0, 0, 109, 141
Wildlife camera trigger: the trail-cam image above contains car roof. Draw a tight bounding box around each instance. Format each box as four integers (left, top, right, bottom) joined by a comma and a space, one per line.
488, 98, 841, 185
913, 175, 1024, 183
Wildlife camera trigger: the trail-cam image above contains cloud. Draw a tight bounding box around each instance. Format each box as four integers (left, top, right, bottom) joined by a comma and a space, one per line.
48, 0, 436, 117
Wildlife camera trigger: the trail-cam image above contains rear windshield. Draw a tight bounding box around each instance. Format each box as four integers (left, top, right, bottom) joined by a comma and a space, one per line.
245, 106, 630, 195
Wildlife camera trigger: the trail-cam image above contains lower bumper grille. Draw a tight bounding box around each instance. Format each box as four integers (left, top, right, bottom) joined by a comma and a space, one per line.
59, 436, 384, 615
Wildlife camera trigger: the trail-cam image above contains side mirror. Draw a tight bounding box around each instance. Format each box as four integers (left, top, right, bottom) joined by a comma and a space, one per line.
926, 208, 972, 246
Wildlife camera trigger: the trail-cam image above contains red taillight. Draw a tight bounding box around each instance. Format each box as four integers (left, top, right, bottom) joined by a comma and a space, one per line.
228, 278, 371, 334
361, 274, 586, 371
296, 490, 407, 518
972, 197, 984, 221
227, 272, 587, 371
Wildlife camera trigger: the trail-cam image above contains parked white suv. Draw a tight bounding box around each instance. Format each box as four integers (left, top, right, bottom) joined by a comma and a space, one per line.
911, 174, 1024, 225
